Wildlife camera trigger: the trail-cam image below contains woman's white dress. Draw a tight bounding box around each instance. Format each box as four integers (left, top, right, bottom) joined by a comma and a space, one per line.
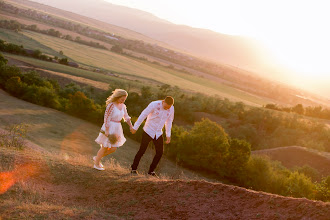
95, 103, 131, 148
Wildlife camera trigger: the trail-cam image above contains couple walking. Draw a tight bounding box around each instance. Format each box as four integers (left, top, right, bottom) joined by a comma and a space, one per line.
93, 89, 174, 177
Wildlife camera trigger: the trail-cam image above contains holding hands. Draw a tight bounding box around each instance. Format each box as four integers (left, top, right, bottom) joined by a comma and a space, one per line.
165, 137, 171, 144
130, 124, 136, 134
130, 127, 136, 134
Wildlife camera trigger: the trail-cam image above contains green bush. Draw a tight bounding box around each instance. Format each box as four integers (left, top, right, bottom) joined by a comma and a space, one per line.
285, 171, 315, 198
315, 176, 330, 201
67, 91, 97, 120
242, 155, 273, 191
179, 118, 229, 176
225, 138, 251, 179
5, 76, 26, 97
295, 165, 320, 182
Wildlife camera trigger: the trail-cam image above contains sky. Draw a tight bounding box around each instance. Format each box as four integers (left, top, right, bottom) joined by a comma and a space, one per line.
104, 0, 330, 98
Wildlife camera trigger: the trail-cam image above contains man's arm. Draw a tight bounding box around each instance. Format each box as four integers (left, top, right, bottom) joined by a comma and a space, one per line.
132, 102, 155, 131
165, 107, 174, 143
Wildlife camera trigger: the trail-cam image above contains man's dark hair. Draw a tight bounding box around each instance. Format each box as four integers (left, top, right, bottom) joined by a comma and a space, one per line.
164, 96, 174, 105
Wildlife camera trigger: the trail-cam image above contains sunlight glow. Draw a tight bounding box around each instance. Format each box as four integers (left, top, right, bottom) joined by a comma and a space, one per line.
104, 0, 330, 96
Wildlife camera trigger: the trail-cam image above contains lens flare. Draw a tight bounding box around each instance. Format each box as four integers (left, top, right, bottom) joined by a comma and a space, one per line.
0, 163, 39, 194
60, 123, 94, 156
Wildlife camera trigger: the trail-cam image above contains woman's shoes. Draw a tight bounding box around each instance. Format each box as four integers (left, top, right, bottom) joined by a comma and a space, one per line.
93, 156, 104, 168
93, 164, 105, 171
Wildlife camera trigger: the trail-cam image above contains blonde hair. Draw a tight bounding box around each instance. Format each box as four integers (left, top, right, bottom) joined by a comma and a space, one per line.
106, 89, 128, 105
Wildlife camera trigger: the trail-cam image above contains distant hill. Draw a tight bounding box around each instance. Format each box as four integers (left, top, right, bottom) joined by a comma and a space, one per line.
24, 0, 278, 75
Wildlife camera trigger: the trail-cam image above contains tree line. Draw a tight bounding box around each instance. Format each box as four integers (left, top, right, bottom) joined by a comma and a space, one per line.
265, 103, 330, 120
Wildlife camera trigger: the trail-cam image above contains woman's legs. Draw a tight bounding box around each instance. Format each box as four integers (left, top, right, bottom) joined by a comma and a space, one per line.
103, 147, 117, 157
94, 145, 117, 167
95, 145, 106, 166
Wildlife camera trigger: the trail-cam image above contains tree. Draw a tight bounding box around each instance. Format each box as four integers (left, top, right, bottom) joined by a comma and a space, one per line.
111, 45, 123, 53
32, 49, 42, 58
292, 104, 304, 115
59, 57, 68, 65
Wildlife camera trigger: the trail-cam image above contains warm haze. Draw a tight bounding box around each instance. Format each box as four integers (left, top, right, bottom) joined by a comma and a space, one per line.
26, 0, 330, 98
104, 0, 330, 98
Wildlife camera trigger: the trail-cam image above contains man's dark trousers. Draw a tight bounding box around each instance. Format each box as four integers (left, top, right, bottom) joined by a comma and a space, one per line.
131, 131, 163, 173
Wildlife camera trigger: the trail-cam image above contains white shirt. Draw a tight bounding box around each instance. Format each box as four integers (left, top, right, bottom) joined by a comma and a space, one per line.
133, 101, 174, 139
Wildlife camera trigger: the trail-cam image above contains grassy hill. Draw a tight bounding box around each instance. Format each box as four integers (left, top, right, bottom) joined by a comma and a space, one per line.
253, 146, 330, 180
1, 140, 329, 219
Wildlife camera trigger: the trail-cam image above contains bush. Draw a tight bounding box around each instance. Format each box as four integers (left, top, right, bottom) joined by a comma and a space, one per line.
315, 176, 330, 201
67, 91, 97, 120
295, 165, 320, 182
242, 155, 273, 191
225, 138, 251, 179
285, 171, 315, 198
5, 76, 26, 97
0, 123, 28, 150
179, 118, 229, 176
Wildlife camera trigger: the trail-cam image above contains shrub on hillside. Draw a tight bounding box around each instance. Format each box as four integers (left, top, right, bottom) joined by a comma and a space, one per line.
67, 91, 98, 120
5, 76, 26, 97
242, 155, 273, 191
295, 165, 320, 182
315, 176, 330, 201
0, 123, 28, 150
22, 84, 60, 109
0, 52, 7, 66
285, 171, 315, 199
179, 118, 229, 176
0, 65, 22, 88
164, 125, 188, 161
224, 138, 251, 180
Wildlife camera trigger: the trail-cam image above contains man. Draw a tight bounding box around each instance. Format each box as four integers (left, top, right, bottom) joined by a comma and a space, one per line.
130, 96, 174, 177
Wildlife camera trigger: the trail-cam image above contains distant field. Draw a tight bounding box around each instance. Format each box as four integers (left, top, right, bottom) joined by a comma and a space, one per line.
0, 12, 115, 50
0, 28, 62, 57
5, 0, 173, 48
1, 30, 266, 105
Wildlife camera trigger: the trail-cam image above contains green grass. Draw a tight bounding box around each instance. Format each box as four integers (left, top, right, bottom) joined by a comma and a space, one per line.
0, 28, 62, 57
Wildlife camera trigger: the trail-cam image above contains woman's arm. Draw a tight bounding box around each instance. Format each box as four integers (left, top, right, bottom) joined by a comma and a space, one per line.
123, 104, 133, 129
104, 103, 114, 135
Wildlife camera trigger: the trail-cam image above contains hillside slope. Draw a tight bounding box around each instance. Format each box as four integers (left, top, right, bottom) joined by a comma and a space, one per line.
1, 146, 329, 219
0, 89, 212, 181
253, 146, 330, 178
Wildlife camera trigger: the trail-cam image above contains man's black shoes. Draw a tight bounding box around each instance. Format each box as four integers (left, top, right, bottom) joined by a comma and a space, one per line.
148, 171, 159, 178
131, 170, 138, 175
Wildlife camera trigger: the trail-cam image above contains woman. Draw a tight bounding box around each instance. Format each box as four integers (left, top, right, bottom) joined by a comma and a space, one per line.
93, 89, 133, 170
